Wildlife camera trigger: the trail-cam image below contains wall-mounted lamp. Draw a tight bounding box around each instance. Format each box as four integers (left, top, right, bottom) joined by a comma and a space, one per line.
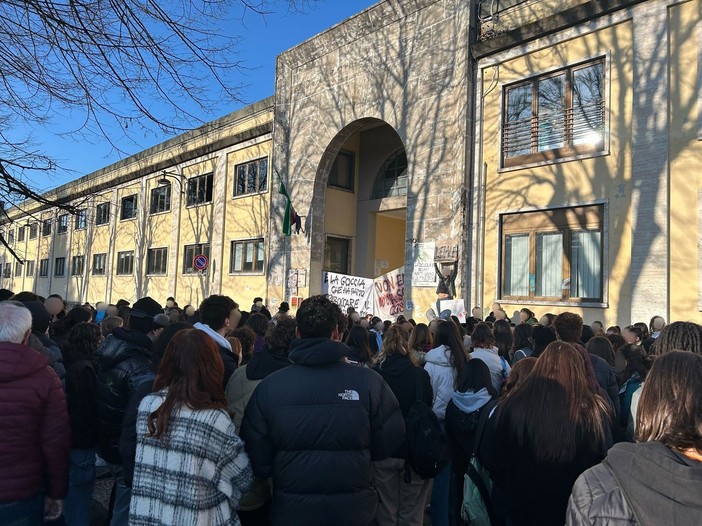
157, 170, 184, 193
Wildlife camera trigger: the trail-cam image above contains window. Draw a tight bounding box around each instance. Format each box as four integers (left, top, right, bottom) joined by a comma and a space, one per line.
328, 151, 355, 190
7, 229, 14, 245
146, 247, 168, 275
14, 261, 22, 277
3, 263, 10, 278
26, 260, 35, 277
54, 257, 65, 277
96, 203, 110, 225
372, 149, 408, 199
324, 236, 350, 274
150, 185, 171, 214
39, 259, 49, 277
42, 219, 52, 236
92, 253, 107, 275
230, 239, 265, 273
502, 59, 605, 167
75, 210, 87, 230
235, 158, 268, 196
182, 243, 210, 274
28, 223, 38, 239
71, 255, 85, 276
120, 195, 138, 220
501, 205, 604, 303
116, 251, 134, 275
186, 173, 214, 206
57, 214, 69, 234
18, 226, 25, 242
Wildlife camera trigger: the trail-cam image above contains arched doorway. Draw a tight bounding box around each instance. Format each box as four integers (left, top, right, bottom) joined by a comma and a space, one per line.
314, 119, 408, 284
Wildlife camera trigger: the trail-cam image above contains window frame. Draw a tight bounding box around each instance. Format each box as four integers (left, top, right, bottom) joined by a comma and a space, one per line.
120, 194, 138, 221
96, 203, 111, 226
323, 236, 351, 274
41, 219, 52, 237
25, 260, 35, 277
229, 238, 265, 274
372, 149, 408, 199
75, 210, 87, 230
149, 185, 171, 215
234, 158, 269, 197
500, 57, 607, 169
57, 214, 69, 234
3, 263, 11, 278
92, 253, 107, 275
182, 243, 210, 274
54, 257, 66, 277
14, 261, 22, 277
499, 204, 606, 306
185, 173, 214, 207
18, 226, 25, 242
7, 229, 14, 246
327, 150, 355, 191
116, 251, 135, 275
28, 223, 38, 239
71, 255, 85, 276
39, 259, 49, 277
146, 247, 168, 275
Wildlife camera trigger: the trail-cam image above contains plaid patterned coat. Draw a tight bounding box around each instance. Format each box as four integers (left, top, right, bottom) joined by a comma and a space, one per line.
129, 391, 253, 525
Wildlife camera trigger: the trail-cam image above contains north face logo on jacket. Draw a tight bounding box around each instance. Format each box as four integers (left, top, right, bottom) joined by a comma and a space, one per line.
338, 390, 360, 401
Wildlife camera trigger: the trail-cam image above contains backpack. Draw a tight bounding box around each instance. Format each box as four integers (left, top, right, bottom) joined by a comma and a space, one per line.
404, 380, 451, 479
461, 400, 498, 526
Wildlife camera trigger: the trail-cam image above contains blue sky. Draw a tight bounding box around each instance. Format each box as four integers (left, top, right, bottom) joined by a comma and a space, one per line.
33, 0, 378, 192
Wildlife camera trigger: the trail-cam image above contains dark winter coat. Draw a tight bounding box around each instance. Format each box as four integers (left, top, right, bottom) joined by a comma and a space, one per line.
65, 358, 100, 449
567, 441, 702, 526
445, 389, 496, 476
27, 332, 66, 388
119, 374, 155, 487
96, 327, 152, 465
372, 353, 432, 458
240, 337, 405, 526
590, 352, 622, 418
480, 405, 611, 526
0, 341, 71, 502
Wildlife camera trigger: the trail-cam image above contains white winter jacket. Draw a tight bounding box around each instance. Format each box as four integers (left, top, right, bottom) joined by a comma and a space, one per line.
424, 344, 457, 420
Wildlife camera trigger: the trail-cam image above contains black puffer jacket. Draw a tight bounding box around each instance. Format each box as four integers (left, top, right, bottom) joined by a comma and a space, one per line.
65, 358, 99, 449
241, 338, 405, 526
96, 328, 152, 464
567, 441, 702, 525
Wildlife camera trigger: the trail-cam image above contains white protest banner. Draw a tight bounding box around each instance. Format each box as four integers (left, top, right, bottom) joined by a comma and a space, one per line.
373, 267, 405, 319
322, 271, 374, 315
412, 242, 436, 287
438, 298, 468, 323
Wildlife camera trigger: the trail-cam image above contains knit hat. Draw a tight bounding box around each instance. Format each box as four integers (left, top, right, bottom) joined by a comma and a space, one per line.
23, 301, 51, 334
130, 296, 163, 334
132, 297, 163, 317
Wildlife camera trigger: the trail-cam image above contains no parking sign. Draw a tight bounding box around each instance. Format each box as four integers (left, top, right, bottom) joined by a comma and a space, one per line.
193, 254, 209, 271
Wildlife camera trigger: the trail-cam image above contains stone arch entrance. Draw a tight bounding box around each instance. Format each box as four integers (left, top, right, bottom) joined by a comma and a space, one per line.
309, 118, 409, 291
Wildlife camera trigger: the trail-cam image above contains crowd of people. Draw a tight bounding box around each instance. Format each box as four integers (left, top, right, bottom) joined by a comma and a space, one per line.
0, 288, 700, 526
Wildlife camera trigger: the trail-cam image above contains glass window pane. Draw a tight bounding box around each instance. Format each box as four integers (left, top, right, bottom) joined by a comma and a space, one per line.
247, 164, 257, 193
234, 244, 243, 271
259, 159, 268, 192
536, 232, 563, 297
504, 234, 529, 296
571, 230, 602, 299
573, 63, 605, 146
537, 74, 566, 151
505, 84, 533, 158
237, 166, 246, 195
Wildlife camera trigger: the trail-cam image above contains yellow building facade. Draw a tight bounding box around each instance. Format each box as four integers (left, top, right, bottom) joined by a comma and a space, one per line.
1, 0, 700, 327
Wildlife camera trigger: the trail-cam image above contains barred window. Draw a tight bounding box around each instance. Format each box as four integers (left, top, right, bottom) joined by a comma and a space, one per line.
502, 59, 605, 167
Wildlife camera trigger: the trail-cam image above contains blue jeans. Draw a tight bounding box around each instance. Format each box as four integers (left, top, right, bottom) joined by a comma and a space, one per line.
0, 493, 43, 526
107, 463, 131, 526
430, 420, 451, 526
64, 449, 96, 526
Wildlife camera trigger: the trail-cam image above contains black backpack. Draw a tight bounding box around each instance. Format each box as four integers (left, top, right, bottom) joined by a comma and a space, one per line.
404, 380, 451, 479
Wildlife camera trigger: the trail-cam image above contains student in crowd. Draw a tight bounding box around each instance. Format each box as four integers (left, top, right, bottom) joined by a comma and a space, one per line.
101, 315, 124, 337
567, 351, 702, 526
586, 336, 616, 368
408, 323, 432, 365
96, 296, 164, 526
369, 316, 385, 354
425, 321, 470, 526
606, 325, 622, 336
648, 315, 665, 339
510, 323, 533, 364
240, 296, 404, 526
539, 312, 556, 327
345, 325, 374, 366
469, 322, 510, 394
531, 324, 557, 358
519, 308, 538, 326
493, 319, 513, 365
226, 317, 296, 525
615, 344, 652, 441
62, 322, 104, 525
445, 359, 499, 525
501, 356, 536, 398
193, 295, 240, 388
229, 326, 256, 366
0, 302, 70, 525
129, 329, 253, 525
591, 320, 605, 337
245, 313, 269, 354
622, 325, 643, 347
372, 325, 433, 526
481, 342, 613, 526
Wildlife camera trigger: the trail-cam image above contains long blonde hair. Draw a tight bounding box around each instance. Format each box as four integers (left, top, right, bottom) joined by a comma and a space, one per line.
375, 325, 416, 366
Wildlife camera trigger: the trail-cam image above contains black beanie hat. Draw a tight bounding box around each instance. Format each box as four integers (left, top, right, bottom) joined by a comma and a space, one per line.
23, 301, 51, 334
